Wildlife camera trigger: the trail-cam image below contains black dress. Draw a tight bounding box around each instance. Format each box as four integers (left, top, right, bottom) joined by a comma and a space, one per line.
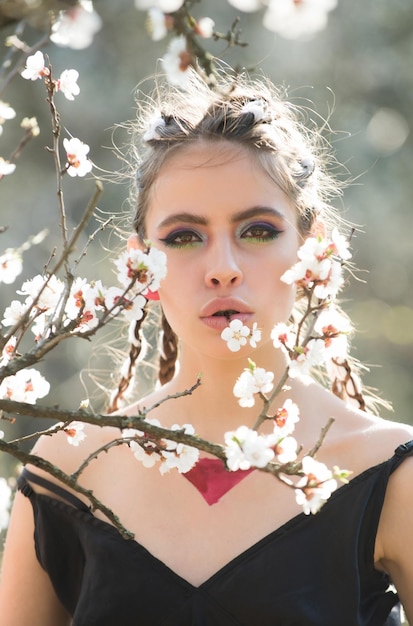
17, 441, 413, 625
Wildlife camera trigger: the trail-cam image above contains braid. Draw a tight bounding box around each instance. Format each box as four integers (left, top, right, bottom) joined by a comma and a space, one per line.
107, 303, 148, 413
158, 310, 178, 386
330, 357, 367, 411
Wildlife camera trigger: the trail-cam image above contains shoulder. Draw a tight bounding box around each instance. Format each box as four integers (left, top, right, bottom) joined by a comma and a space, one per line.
295, 376, 413, 449
335, 409, 413, 476
296, 377, 413, 475
28, 422, 123, 488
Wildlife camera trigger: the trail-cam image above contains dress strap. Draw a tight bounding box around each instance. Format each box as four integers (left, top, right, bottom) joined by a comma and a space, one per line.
18, 467, 90, 512
392, 439, 413, 469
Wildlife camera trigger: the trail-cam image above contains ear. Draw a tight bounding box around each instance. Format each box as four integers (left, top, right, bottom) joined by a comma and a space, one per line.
309, 218, 326, 238
127, 234, 145, 252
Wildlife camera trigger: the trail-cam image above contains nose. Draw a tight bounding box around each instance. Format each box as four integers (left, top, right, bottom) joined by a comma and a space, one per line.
204, 239, 243, 288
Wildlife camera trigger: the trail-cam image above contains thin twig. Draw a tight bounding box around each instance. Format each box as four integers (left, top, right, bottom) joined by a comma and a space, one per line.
0, 439, 134, 540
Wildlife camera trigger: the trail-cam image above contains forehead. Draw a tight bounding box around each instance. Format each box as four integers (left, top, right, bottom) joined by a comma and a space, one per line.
146, 141, 296, 224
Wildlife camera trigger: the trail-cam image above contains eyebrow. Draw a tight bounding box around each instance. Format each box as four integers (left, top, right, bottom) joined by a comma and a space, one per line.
157, 206, 286, 230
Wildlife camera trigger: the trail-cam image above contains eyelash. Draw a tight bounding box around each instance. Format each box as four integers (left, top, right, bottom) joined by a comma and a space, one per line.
159, 230, 203, 249
159, 222, 283, 249
240, 222, 283, 242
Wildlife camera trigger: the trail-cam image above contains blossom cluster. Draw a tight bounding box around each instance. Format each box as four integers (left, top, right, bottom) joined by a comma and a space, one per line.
218, 229, 352, 513
123, 420, 200, 474
20, 51, 93, 178
0, 246, 167, 404
224, 398, 299, 470
134, 0, 216, 87
223, 404, 338, 515
133, 0, 339, 87
281, 228, 351, 300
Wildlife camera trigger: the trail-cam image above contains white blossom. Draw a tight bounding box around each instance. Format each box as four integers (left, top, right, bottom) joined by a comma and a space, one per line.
196, 17, 215, 38
114, 246, 167, 294
64, 421, 86, 446
0, 477, 12, 531
314, 305, 352, 359
263, 0, 338, 40
233, 370, 258, 408
224, 425, 274, 471
135, 0, 184, 11
21, 51, 49, 81
56, 69, 80, 101
226, 0, 262, 11
147, 7, 169, 41
19, 274, 64, 310
160, 424, 199, 474
105, 287, 146, 322
288, 338, 326, 378
145, 247, 168, 292
1, 300, 28, 327
295, 455, 337, 514
274, 435, 298, 464
162, 36, 192, 88
249, 322, 262, 348
314, 259, 344, 299
221, 318, 250, 352
281, 231, 349, 299
0, 249, 22, 284
0, 101, 16, 135
0, 101, 16, 122
123, 420, 198, 474
273, 398, 300, 438
330, 228, 352, 261
0, 368, 50, 404
63, 278, 102, 332
123, 423, 162, 468
63, 137, 93, 177
51, 0, 102, 49
0, 158, 16, 176
233, 361, 274, 408
271, 322, 295, 351
66, 278, 106, 325
124, 428, 161, 468
0, 336, 17, 367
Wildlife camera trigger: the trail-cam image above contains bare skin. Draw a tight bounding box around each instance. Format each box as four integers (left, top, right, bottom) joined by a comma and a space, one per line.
1, 142, 413, 624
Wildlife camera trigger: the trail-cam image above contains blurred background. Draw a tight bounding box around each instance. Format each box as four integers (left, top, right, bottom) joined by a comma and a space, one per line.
1, 0, 413, 481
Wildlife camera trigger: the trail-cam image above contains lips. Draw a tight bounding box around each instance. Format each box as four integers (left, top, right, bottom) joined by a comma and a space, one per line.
200, 298, 252, 318
200, 298, 253, 331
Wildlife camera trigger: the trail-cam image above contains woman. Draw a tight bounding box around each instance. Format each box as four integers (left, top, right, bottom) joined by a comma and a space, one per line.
1, 71, 413, 625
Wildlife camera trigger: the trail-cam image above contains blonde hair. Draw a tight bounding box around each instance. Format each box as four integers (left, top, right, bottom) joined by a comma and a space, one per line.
129, 70, 342, 240
108, 70, 382, 414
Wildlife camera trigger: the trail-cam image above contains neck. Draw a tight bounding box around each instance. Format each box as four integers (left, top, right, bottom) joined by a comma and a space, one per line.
163, 342, 290, 441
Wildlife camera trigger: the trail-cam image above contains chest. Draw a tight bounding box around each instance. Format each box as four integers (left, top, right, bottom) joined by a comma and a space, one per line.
87, 452, 302, 585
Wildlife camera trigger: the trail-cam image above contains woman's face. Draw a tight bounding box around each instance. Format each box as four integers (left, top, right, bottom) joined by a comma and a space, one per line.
143, 141, 302, 360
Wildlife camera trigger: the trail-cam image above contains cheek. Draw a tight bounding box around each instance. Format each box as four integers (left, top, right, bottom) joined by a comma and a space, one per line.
157, 261, 196, 322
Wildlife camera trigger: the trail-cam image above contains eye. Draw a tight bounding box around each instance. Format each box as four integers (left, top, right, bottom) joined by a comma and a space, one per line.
159, 229, 203, 249
240, 222, 283, 242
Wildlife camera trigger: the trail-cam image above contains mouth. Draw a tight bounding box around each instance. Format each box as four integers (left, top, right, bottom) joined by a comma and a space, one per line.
200, 303, 253, 331
212, 309, 240, 318
200, 299, 253, 331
